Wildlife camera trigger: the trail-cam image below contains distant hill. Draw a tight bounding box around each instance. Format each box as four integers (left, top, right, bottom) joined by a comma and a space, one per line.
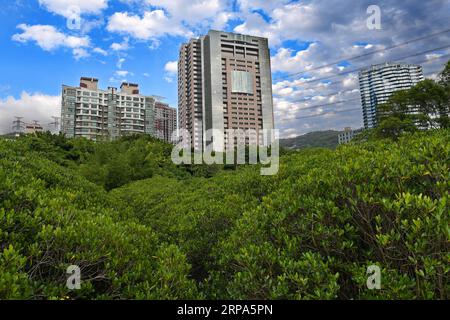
280, 130, 341, 150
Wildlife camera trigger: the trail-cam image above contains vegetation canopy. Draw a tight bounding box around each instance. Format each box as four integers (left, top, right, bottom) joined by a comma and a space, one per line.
0, 127, 448, 299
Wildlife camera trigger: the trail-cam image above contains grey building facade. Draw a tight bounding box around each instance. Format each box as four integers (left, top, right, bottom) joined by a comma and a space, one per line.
338, 127, 364, 145
154, 101, 177, 143
359, 62, 424, 129
178, 30, 275, 151
61, 77, 156, 140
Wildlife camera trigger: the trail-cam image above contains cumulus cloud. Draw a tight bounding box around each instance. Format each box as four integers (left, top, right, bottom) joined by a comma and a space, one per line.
93, 47, 108, 56
12, 24, 90, 59
163, 60, 178, 83
12, 24, 90, 51
38, 0, 108, 17
116, 58, 126, 69
0, 92, 61, 134
271, 44, 319, 74
164, 61, 178, 74
110, 38, 130, 51
236, 0, 292, 14
72, 47, 90, 60
107, 10, 190, 40
115, 70, 133, 77
107, 0, 235, 41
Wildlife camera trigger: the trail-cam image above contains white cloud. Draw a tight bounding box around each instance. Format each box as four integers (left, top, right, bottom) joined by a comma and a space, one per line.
12, 24, 90, 59
115, 70, 133, 77
93, 47, 108, 56
109, 69, 131, 84
164, 60, 178, 83
38, 0, 108, 17
107, 0, 234, 41
212, 12, 236, 30
236, 0, 290, 13
148, 0, 227, 25
0, 92, 61, 134
271, 45, 318, 74
12, 24, 90, 51
116, 58, 126, 69
73, 48, 90, 60
110, 38, 130, 51
164, 61, 178, 74
107, 10, 190, 40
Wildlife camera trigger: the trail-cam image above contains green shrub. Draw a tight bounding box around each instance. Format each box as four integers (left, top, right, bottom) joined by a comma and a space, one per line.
0, 129, 448, 300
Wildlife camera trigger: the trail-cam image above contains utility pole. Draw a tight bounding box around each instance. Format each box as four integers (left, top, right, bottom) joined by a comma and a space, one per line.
49, 116, 60, 132
12, 117, 25, 134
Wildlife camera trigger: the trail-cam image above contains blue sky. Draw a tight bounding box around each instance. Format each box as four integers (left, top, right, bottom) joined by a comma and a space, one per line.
1, 0, 449, 136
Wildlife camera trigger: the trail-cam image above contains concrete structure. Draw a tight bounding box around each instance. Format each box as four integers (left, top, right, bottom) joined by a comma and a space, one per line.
178, 38, 203, 150
25, 122, 44, 135
154, 101, 177, 143
178, 30, 275, 151
61, 77, 156, 140
338, 127, 364, 145
359, 63, 424, 129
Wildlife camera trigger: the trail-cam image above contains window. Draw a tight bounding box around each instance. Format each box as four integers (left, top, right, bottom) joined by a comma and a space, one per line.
231, 71, 254, 94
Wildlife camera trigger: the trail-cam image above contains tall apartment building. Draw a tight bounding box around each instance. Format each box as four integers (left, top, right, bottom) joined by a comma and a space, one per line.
178, 30, 275, 151
61, 77, 156, 140
154, 101, 177, 143
359, 62, 424, 129
338, 127, 364, 145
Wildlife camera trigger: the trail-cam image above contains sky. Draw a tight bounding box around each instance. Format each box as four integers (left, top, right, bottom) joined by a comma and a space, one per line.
0, 0, 449, 137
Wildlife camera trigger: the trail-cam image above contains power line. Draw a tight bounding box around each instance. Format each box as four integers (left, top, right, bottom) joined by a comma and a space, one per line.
277, 88, 360, 104
276, 52, 450, 110
277, 58, 450, 122
288, 97, 361, 113
273, 27, 450, 81
278, 69, 447, 123
275, 44, 450, 86
281, 107, 362, 121
273, 50, 450, 111
12, 117, 25, 132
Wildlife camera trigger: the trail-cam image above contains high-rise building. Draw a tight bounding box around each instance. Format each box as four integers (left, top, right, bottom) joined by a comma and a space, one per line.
359, 62, 424, 129
154, 101, 177, 143
178, 30, 275, 151
338, 127, 364, 145
25, 122, 44, 135
178, 38, 203, 150
61, 77, 156, 140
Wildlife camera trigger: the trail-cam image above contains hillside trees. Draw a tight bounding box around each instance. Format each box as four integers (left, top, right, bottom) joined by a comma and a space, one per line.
0, 124, 448, 300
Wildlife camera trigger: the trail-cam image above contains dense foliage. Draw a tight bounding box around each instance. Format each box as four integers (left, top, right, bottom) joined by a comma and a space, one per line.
0, 128, 448, 300
280, 130, 341, 150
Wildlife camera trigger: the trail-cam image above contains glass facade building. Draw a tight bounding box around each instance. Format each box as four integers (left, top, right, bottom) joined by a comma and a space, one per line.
359, 63, 424, 129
